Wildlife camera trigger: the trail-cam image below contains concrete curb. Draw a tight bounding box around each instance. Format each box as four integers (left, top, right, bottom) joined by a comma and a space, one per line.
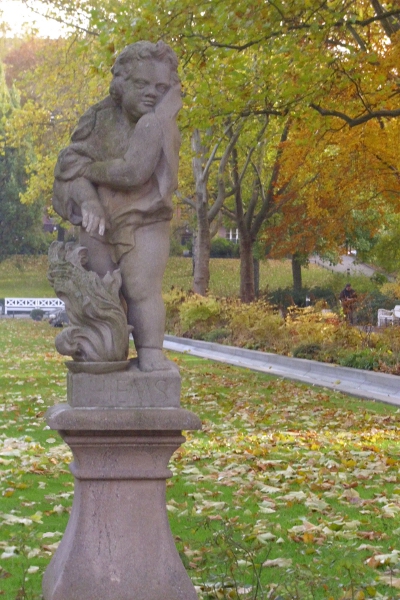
163, 336, 400, 407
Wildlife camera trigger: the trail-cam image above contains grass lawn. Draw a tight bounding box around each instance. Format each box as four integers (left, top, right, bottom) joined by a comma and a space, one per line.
1, 320, 400, 599
0, 255, 372, 299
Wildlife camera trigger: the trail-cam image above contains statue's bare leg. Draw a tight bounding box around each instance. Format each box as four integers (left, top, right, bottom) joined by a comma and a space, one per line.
118, 220, 170, 372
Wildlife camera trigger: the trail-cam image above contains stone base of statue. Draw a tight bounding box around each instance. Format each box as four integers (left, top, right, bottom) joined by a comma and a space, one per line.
42, 360, 201, 600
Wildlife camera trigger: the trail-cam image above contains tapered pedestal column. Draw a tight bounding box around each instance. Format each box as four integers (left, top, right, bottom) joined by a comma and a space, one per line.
42, 364, 201, 600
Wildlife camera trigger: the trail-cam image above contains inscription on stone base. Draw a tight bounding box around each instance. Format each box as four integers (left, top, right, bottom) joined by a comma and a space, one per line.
67, 363, 181, 408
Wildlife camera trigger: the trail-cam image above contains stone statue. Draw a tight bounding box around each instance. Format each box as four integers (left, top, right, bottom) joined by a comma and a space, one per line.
48, 241, 132, 365
52, 40, 182, 372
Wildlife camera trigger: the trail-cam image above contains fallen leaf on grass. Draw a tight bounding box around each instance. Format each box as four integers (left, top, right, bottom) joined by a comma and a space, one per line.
262, 558, 292, 568
378, 574, 400, 588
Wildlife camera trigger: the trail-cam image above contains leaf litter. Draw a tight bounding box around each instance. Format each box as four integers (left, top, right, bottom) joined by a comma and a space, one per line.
1, 321, 400, 598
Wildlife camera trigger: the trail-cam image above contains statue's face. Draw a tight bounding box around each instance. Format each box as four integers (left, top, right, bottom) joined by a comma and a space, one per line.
116, 59, 172, 122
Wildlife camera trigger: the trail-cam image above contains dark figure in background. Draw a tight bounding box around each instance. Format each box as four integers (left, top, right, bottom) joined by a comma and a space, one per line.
339, 283, 357, 324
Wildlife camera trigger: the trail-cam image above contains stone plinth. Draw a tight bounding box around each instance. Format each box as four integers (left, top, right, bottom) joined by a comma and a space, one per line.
42, 365, 201, 600
67, 361, 181, 408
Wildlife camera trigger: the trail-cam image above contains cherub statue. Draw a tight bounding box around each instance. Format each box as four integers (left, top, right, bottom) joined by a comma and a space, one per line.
52, 41, 182, 372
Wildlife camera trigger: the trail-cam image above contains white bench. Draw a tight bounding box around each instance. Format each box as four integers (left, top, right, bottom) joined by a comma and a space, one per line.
377, 306, 400, 327
377, 309, 394, 327
4, 298, 65, 315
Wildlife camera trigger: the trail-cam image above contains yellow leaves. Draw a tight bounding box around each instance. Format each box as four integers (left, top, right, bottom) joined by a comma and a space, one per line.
341, 458, 357, 468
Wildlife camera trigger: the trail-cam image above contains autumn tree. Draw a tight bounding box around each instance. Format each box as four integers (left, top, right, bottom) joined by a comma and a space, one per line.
0, 63, 47, 261
6, 0, 400, 296
262, 113, 400, 286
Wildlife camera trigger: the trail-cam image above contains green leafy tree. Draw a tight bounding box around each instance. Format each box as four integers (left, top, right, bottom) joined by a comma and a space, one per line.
0, 62, 47, 261
6, 0, 400, 295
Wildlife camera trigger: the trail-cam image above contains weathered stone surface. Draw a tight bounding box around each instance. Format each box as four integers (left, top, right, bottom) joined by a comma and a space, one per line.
48, 241, 131, 363
43, 40, 200, 600
46, 404, 201, 432
42, 407, 200, 600
52, 40, 182, 372
66, 361, 181, 408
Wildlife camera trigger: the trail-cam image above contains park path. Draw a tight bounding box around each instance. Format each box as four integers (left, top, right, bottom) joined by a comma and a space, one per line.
310, 254, 381, 278
164, 336, 400, 407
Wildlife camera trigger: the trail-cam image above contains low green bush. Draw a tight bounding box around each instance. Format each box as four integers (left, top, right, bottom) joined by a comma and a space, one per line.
370, 272, 388, 286
210, 238, 239, 258
169, 235, 185, 256
336, 348, 395, 371
292, 343, 322, 359
30, 308, 45, 321
201, 328, 231, 343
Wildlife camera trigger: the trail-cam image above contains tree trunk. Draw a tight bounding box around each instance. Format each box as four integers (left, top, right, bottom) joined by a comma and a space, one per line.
192, 129, 211, 296
292, 253, 302, 294
193, 201, 211, 295
253, 257, 260, 298
239, 235, 255, 303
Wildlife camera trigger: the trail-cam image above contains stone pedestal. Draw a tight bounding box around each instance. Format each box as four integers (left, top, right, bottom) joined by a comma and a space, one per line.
42, 362, 201, 600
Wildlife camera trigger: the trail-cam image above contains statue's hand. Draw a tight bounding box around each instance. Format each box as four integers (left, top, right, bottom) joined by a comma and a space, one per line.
155, 84, 182, 121
81, 200, 107, 236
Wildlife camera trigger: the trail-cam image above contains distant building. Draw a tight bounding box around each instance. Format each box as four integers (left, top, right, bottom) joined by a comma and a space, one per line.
218, 227, 239, 243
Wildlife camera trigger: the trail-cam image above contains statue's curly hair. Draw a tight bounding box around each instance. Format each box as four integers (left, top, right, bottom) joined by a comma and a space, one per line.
109, 41, 180, 103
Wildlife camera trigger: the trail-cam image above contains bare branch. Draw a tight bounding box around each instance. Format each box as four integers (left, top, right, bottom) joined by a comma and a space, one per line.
203, 118, 242, 178
175, 190, 196, 210
345, 23, 367, 51
310, 104, 400, 126
182, 9, 400, 52
238, 120, 269, 186
251, 120, 291, 236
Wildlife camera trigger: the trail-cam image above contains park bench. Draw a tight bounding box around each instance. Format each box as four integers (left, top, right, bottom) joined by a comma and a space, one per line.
377, 306, 400, 327
3, 298, 65, 315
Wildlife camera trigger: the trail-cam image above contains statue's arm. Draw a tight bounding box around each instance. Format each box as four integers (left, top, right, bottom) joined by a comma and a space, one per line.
84, 113, 163, 190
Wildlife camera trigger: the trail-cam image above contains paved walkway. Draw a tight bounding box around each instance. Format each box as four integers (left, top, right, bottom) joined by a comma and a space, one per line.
164, 336, 400, 407
311, 254, 393, 280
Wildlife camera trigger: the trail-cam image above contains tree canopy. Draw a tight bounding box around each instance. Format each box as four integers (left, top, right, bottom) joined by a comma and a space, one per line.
2, 0, 400, 285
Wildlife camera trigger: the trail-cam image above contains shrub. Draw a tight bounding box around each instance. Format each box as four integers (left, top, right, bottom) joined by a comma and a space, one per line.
30, 309, 45, 321
293, 343, 322, 359
164, 288, 189, 334
229, 301, 290, 353
378, 327, 400, 355
370, 272, 388, 286
267, 286, 337, 309
179, 294, 224, 335
285, 306, 342, 350
353, 291, 395, 325
381, 278, 400, 299
202, 328, 231, 343
337, 348, 381, 371
210, 238, 239, 258
169, 235, 185, 257
330, 322, 364, 349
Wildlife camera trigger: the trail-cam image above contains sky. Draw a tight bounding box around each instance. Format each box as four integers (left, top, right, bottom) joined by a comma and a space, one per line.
1, 1, 66, 37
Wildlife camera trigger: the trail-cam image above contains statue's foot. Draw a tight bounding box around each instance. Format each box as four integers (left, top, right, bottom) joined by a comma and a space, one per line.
137, 348, 176, 372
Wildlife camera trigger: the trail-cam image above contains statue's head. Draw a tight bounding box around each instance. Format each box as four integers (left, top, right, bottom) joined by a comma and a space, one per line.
109, 41, 180, 122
